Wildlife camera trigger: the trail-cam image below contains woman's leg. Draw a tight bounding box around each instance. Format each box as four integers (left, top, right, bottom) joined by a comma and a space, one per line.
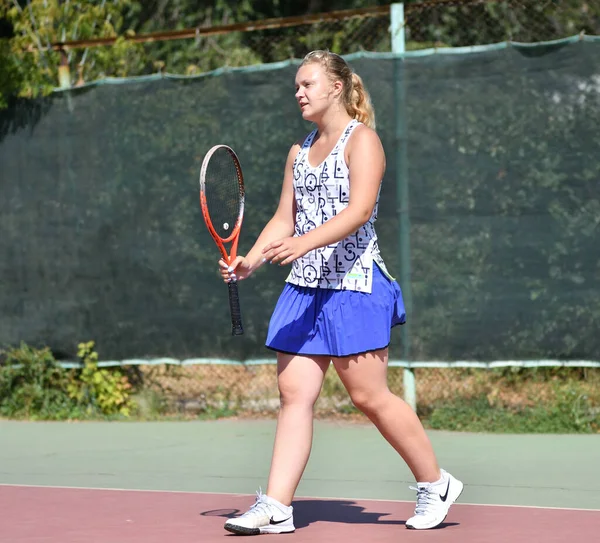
224, 352, 330, 535
266, 352, 331, 506
331, 347, 463, 530
331, 347, 439, 482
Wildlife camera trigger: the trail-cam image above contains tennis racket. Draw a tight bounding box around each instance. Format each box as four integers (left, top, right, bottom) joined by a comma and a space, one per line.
199, 145, 245, 336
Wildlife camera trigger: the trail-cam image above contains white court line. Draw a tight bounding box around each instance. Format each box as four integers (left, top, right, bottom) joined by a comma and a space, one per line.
1, 483, 599, 513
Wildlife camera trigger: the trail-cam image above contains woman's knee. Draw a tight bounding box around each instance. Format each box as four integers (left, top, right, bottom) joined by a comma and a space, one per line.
278, 379, 321, 408
276, 354, 329, 408
349, 386, 389, 415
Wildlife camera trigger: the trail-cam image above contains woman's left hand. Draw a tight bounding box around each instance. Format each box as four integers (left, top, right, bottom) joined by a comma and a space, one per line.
262, 236, 310, 266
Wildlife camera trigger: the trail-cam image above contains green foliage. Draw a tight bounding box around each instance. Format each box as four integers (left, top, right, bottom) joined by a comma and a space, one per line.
425, 384, 599, 434
490, 366, 592, 386
197, 402, 239, 420
0, 39, 20, 109
2, 0, 599, 108
68, 341, 135, 417
0, 0, 143, 106
0, 341, 136, 420
128, 0, 262, 75
405, 0, 600, 47
0, 343, 81, 420
131, 388, 170, 419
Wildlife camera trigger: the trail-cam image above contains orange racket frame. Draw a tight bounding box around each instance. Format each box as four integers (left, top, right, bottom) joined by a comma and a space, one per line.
199, 145, 245, 336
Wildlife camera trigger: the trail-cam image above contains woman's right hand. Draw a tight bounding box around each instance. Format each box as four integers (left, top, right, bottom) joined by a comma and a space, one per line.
219, 256, 253, 283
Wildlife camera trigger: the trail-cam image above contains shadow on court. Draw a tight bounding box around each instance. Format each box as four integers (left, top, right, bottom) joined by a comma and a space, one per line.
200, 499, 460, 530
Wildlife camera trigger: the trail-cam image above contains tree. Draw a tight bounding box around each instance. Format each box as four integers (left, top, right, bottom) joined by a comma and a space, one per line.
0, 0, 143, 106
2, 1, 598, 108
124, 0, 262, 76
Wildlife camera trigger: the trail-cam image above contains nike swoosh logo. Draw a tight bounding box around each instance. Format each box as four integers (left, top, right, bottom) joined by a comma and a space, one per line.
270, 516, 292, 525
440, 481, 451, 502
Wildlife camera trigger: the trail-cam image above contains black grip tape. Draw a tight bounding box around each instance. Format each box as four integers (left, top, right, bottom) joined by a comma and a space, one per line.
228, 280, 244, 336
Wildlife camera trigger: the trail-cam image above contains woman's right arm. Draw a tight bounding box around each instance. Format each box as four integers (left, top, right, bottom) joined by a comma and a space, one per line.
220, 142, 300, 281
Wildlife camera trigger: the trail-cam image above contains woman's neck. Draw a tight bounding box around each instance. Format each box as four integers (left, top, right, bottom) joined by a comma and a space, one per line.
314, 109, 353, 140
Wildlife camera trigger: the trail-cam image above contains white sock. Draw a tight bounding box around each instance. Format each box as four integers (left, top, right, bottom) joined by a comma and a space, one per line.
418, 469, 448, 488
264, 494, 292, 512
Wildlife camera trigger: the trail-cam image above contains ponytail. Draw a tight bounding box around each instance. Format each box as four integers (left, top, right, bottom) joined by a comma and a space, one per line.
347, 73, 376, 129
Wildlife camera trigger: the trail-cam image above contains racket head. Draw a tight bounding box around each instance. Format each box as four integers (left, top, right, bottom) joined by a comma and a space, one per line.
199, 145, 245, 261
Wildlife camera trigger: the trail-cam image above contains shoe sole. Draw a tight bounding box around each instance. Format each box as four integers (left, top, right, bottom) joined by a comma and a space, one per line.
224, 524, 295, 536
406, 480, 464, 530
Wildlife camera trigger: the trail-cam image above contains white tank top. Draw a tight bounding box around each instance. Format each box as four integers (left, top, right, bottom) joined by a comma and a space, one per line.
286, 119, 390, 293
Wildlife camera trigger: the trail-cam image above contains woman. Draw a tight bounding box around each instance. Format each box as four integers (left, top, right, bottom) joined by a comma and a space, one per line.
219, 50, 463, 535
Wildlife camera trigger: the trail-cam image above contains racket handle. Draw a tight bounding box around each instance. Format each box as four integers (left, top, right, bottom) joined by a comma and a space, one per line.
227, 280, 244, 336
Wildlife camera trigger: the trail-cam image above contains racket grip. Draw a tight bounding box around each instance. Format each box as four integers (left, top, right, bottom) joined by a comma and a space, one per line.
227, 280, 244, 336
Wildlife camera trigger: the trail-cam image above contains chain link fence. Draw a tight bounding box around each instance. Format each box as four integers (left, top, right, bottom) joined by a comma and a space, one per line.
174, 0, 600, 73
120, 1, 600, 78
404, 0, 599, 48
8, 2, 599, 427
238, 9, 393, 61
131, 2, 600, 424
134, 362, 600, 430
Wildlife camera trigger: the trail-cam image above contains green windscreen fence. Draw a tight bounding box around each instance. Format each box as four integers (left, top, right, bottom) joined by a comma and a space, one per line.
1, 37, 599, 362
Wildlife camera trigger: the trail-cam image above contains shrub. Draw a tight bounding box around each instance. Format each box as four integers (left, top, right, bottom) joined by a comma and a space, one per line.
67, 341, 136, 417
0, 343, 81, 420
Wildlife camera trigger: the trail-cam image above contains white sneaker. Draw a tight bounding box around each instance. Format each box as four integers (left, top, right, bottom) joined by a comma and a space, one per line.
405, 469, 463, 530
224, 491, 295, 535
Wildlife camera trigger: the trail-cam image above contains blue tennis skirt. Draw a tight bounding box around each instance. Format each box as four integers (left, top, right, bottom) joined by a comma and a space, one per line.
265, 263, 406, 357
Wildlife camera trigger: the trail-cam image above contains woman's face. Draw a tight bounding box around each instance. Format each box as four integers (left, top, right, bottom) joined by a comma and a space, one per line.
294, 63, 341, 122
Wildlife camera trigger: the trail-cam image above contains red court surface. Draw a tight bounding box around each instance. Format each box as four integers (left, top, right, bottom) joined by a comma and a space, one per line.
1, 485, 598, 542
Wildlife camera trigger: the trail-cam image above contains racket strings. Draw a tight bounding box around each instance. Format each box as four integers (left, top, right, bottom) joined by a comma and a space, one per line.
204, 149, 243, 239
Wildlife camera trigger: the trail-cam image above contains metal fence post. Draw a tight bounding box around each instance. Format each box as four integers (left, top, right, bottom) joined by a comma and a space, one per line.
58, 48, 71, 89
391, 3, 416, 412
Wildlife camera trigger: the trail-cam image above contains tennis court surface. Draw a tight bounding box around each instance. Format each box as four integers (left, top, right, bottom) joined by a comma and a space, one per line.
1, 419, 599, 542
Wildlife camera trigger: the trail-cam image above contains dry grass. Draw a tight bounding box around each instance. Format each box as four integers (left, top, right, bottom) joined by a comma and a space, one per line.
137, 364, 600, 422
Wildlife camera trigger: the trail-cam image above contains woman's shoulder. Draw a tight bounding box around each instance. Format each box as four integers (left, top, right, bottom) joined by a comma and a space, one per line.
300, 127, 318, 146
347, 122, 382, 152
289, 129, 317, 156
285, 131, 313, 165
351, 121, 378, 140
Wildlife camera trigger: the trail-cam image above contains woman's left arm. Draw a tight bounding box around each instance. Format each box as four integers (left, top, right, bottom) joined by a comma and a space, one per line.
263, 125, 386, 266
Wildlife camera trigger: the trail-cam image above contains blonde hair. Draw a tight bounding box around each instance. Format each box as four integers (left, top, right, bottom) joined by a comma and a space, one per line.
300, 50, 376, 129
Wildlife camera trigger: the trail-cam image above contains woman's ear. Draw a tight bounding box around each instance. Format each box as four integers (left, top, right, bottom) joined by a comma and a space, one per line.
332, 79, 344, 97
